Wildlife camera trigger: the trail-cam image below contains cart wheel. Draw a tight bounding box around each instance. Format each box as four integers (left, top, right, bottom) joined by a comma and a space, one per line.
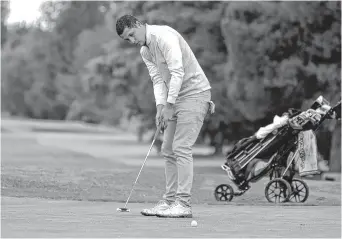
214, 184, 234, 202
289, 179, 309, 203
265, 178, 292, 203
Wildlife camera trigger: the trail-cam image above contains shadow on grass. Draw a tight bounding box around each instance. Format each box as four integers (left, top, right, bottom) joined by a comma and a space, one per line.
1, 127, 10, 133
143, 154, 224, 160
30, 127, 117, 134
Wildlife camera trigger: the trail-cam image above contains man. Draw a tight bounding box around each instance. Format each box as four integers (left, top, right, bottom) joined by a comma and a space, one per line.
116, 15, 214, 218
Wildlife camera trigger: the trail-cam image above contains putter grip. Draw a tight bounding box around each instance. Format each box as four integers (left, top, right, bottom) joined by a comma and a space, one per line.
152, 124, 162, 142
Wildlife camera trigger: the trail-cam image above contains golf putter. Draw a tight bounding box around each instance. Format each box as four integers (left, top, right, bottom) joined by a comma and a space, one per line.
117, 123, 162, 212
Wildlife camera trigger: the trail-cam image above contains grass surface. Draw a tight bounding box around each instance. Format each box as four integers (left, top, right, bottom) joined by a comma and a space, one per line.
2, 197, 341, 238
1, 134, 223, 203
1, 119, 341, 238
1, 128, 341, 206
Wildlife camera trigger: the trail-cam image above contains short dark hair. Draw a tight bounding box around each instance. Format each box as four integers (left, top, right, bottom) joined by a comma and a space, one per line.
116, 15, 143, 36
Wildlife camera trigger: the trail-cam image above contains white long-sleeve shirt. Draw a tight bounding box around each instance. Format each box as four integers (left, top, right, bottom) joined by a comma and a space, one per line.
140, 24, 211, 105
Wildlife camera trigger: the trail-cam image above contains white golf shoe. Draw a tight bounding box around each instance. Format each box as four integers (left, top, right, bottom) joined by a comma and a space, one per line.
156, 200, 192, 218
141, 200, 171, 216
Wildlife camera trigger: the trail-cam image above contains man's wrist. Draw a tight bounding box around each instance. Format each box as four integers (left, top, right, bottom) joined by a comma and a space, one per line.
156, 104, 164, 112
166, 102, 174, 109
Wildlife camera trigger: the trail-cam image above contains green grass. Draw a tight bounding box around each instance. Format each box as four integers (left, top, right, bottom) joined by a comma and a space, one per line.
30, 127, 116, 134
0, 134, 223, 203
1, 131, 341, 206
1, 127, 9, 133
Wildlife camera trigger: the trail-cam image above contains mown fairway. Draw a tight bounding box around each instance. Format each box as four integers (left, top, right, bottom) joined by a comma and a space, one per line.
1, 119, 341, 238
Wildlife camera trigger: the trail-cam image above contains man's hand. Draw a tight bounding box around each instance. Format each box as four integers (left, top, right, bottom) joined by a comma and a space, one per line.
160, 103, 174, 130
156, 104, 164, 128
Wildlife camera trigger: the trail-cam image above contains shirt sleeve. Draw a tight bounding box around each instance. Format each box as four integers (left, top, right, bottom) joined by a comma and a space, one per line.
157, 32, 185, 104
140, 47, 167, 106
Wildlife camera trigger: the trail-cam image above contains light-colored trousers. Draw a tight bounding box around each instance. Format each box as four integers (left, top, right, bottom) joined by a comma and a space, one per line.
161, 90, 211, 206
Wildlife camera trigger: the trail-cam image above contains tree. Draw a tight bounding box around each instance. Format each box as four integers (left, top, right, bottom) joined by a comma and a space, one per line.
220, 1, 341, 163
1, 25, 81, 119
5, 1, 339, 165
1, 0, 10, 47
39, 1, 111, 74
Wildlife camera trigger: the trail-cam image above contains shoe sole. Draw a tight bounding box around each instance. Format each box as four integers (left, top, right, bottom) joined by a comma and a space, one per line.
141, 212, 157, 216
141, 208, 170, 216
156, 214, 192, 218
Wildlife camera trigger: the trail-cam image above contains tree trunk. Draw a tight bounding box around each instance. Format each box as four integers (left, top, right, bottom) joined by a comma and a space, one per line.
329, 121, 341, 172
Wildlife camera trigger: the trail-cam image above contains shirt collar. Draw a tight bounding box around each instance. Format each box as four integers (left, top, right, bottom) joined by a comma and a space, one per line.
145, 24, 151, 47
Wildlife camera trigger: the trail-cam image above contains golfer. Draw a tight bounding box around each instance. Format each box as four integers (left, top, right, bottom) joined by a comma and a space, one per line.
116, 15, 214, 218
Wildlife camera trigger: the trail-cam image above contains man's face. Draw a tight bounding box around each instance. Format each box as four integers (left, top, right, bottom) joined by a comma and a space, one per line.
120, 25, 146, 46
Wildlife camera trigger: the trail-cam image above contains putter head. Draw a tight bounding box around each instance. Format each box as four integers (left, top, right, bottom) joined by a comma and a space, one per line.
117, 207, 130, 212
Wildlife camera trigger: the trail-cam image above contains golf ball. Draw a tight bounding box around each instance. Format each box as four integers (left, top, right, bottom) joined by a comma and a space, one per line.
191, 220, 197, 227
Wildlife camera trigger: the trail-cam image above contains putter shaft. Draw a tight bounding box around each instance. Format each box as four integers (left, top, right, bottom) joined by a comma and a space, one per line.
122, 125, 161, 209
